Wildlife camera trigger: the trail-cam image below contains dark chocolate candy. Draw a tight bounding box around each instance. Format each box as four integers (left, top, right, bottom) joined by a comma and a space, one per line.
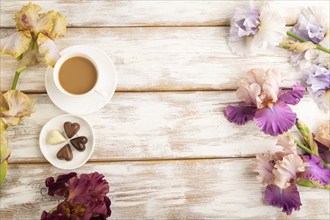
70, 136, 88, 152
57, 144, 73, 161
64, 121, 80, 138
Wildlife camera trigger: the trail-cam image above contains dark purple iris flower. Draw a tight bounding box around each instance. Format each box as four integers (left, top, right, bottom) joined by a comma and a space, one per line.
41, 172, 111, 220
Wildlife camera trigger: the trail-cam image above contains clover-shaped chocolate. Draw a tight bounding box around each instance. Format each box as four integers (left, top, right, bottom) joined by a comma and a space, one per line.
46, 121, 88, 161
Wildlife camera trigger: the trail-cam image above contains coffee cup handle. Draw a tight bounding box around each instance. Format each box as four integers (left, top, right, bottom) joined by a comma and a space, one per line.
94, 88, 107, 98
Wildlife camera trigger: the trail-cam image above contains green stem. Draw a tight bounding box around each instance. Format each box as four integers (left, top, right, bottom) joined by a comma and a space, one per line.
294, 139, 313, 154
11, 66, 27, 90
294, 139, 328, 168
286, 31, 330, 54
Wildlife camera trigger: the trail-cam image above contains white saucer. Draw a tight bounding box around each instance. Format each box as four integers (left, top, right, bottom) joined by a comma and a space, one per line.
39, 114, 95, 169
45, 45, 117, 114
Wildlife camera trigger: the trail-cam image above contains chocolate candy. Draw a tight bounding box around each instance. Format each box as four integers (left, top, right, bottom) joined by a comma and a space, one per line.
47, 129, 66, 145
57, 144, 73, 161
70, 136, 88, 152
64, 121, 80, 138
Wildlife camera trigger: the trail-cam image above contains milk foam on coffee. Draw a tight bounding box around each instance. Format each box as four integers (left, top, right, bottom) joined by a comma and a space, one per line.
58, 57, 97, 95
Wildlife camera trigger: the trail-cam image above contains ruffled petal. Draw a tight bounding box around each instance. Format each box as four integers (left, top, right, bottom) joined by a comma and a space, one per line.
0, 31, 32, 58
254, 101, 297, 136
254, 153, 275, 184
278, 84, 305, 105
80, 172, 109, 199
261, 69, 282, 103
299, 155, 330, 186
252, 5, 286, 49
314, 121, 330, 149
3, 90, 34, 119
224, 102, 257, 125
45, 172, 77, 196
67, 176, 91, 202
14, 2, 42, 31
228, 3, 259, 56
32, 12, 54, 36
292, 7, 327, 44
273, 154, 305, 189
47, 11, 67, 39
37, 33, 60, 67
276, 135, 297, 155
264, 184, 301, 215
236, 82, 261, 105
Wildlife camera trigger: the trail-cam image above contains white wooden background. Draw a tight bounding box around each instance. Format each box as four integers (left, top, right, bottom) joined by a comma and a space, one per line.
1, 1, 329, 219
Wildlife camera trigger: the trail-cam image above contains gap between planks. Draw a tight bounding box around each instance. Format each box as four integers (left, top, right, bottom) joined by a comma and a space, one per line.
0, 88, 300, 94
0, 25, 297, 29
8, 156, 255, 166
1, 89, 238, 94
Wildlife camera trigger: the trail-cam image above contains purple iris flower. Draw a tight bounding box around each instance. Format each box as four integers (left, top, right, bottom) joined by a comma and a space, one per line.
225, 69, 305, 136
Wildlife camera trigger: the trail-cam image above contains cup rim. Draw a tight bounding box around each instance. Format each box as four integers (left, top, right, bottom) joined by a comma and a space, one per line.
53, 52, 99, 97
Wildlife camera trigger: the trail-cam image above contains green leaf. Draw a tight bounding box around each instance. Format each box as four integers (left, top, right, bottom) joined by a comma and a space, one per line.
0, 160, 8, 186
297, 179, 330, 190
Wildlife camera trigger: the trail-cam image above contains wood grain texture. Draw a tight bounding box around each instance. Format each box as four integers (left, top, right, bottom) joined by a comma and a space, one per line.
7, 92, 328, 163
1, 1, 329, 27
1, 27, 303, 92
1, 159, 329, 219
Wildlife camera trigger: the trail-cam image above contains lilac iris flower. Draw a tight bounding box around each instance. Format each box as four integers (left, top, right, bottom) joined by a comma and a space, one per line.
225, 69, 305, 136
305, 64, 330, 111
292, 8, 326, 44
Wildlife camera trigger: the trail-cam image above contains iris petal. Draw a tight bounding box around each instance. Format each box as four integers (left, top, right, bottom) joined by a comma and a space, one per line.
254, 153, 275, 184
299, 155, 330, 186
278, 84, 305, 105
0, 31, 32, 58
224, 102, 257, 125
264, 184, 301, 215
254, 101, 296, 136
14, 2, 42, 31
37, 33, 60, 67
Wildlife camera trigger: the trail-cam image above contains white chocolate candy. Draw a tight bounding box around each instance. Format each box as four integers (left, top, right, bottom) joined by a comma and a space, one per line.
47, 129, 66, 145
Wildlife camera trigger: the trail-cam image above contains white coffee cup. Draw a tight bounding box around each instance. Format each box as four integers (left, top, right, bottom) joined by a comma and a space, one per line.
53, 52, 107, 97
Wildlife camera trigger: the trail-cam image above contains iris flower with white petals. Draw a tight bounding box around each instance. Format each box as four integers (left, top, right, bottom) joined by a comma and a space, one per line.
229, 2, 285, 56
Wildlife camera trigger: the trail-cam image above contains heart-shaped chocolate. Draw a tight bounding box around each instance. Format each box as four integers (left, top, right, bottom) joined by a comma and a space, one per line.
64, 121, 80, 138
70, 136, 88, 152
56, 144, 73, 161
47, 129, 66, 145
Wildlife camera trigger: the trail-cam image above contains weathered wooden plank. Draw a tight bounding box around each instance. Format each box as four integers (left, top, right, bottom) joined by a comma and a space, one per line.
6, 92, 328, 163
1, 159, 329, 219
1, 1, 329, 27
1, 27, 302, 92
